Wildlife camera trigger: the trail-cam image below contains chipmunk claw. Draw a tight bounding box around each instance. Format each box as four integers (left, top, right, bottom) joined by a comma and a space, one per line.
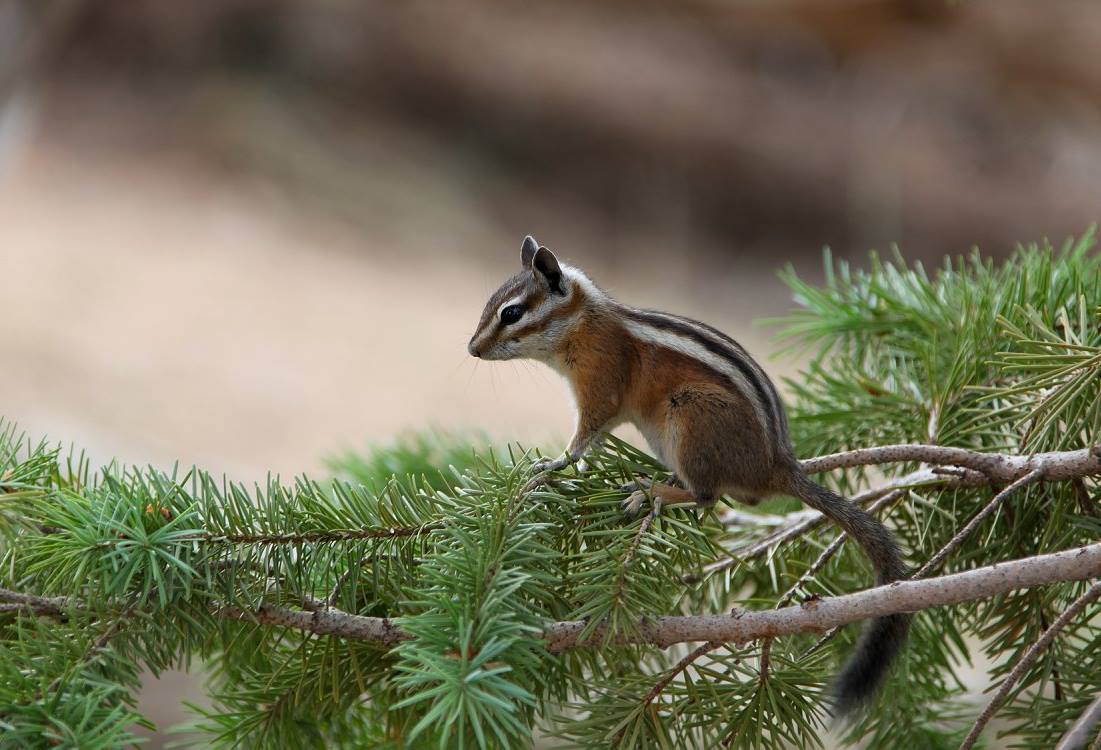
622, 490, 649, 516
620, 477, 653, 494
620, 474, 683, 493
531, 455, 573, 475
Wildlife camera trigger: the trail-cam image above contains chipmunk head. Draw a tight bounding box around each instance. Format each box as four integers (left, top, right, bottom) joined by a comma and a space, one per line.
468, 235, 590, 362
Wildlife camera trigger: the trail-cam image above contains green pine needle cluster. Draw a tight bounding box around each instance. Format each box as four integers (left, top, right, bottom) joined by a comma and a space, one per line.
2, 232, 1100, 748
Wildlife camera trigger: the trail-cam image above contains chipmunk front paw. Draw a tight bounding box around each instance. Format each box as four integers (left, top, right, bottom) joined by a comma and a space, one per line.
531, 454, 573, 475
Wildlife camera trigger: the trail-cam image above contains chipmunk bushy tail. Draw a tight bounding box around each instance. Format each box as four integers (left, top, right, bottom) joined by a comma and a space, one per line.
786, 471, 911, 716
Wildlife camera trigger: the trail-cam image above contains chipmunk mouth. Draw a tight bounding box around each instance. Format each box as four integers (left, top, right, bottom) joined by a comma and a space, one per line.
468, 335, 500, 359
479, 340, 520, 361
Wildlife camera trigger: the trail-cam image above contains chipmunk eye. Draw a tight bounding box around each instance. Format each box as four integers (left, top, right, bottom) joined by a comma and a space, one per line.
500, 304, 525, 326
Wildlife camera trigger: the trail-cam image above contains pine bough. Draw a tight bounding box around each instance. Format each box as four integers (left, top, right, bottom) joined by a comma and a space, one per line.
2, 233, 1101, 749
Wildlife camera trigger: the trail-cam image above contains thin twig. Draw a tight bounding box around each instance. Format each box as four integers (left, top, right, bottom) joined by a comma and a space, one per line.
774, 490, 904, 610
622, 502, 660, 570
758, 638, 772, 682
1056, 694, 1101, 750
41, 600, 141, 699
614, 640, 726, 746
959, 579, 1101, 750
717, 509, 795, 528
1038, 607, 1067, 702
0, 587, 79, 616
327, 558, 367, 607
696, 485, 912, 584
699, 463, 992, 584
914, 468, 1044, 579
1074, 478, 1099, 517
640, 642, 721, 709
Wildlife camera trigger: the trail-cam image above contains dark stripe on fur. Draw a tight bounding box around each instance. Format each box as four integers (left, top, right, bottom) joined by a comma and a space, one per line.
680, 316, 790, 441
507, 288, 581, 340
620, 307, 781, 441
475, 273, 529, 333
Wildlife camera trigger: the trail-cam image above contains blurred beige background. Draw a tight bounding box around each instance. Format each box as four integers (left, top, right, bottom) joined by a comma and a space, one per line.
3, 0, 1101, 745
1, 139, 793, 479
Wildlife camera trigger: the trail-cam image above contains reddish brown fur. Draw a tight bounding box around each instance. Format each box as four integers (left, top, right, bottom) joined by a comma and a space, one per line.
556, 303, 783, 506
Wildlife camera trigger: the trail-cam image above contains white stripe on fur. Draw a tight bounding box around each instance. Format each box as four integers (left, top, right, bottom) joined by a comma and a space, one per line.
621, 317, 771, 430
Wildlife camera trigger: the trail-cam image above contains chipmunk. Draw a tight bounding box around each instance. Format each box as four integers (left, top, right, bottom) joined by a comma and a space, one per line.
467, 235, 910, 714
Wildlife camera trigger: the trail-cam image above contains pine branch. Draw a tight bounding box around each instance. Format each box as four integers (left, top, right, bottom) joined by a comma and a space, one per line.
10, 542, 1100, 657
0, 587, 80, 617
960, 579, 1101, 750
1057, 695, 1101, 750
802, 443, 1101, 483
5, 438, 1099, 660
201, 525, 438, 545
545, 543, 1101, 651
217, 603, 407, 646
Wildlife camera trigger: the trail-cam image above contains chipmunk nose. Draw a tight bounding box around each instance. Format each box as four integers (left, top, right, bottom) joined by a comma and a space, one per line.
468, 339, 481, 358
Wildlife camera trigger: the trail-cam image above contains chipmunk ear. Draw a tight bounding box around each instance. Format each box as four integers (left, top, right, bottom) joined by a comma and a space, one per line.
532, 245, 565, 295
521, 235, 538, 269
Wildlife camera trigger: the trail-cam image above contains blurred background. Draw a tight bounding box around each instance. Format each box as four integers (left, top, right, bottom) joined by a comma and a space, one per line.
3, 0, 1100, 744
